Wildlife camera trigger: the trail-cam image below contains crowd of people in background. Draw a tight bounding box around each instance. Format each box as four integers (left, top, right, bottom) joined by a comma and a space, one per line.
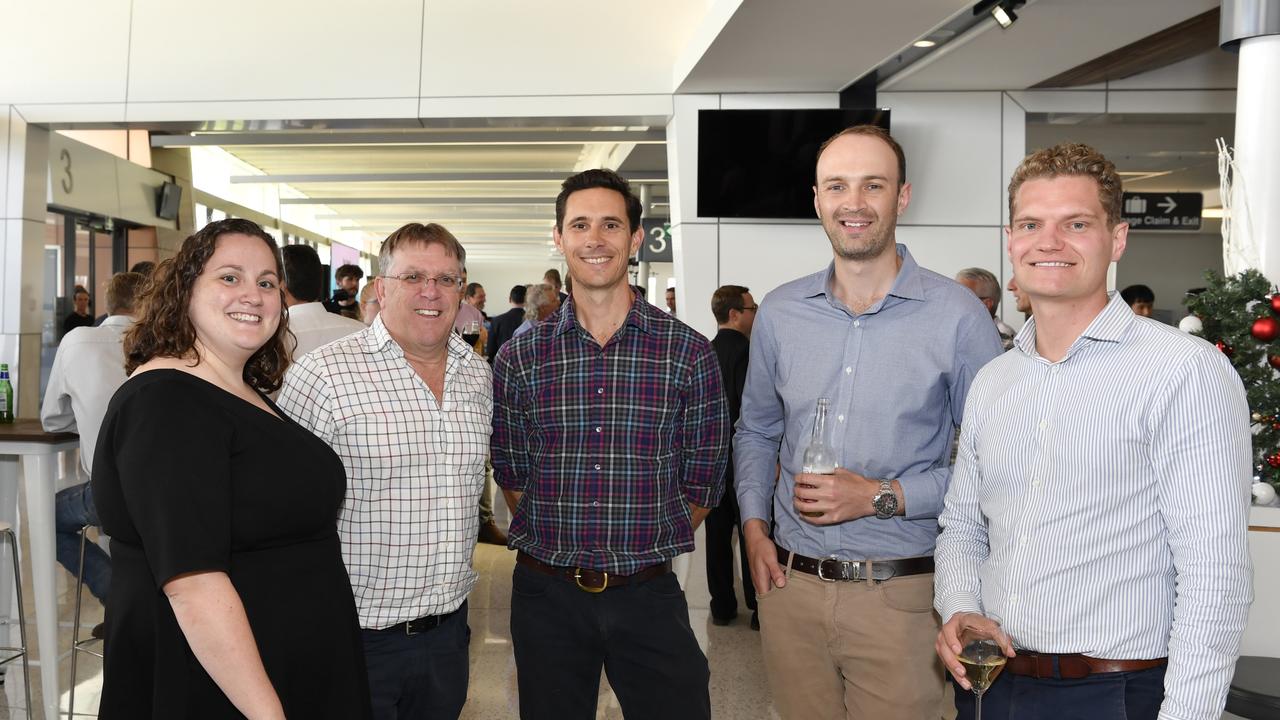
34, 127, 1253, 720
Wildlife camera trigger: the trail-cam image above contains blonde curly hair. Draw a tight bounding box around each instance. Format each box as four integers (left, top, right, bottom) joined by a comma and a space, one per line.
1008, 143, 1123, 228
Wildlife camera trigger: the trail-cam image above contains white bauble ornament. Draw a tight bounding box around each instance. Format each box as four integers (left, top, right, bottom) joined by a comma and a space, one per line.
1178, 315, 1204, 334
1252, 481, 1278, 506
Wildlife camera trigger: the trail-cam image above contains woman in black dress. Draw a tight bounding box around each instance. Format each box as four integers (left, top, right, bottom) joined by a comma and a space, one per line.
92, 218, 372, 719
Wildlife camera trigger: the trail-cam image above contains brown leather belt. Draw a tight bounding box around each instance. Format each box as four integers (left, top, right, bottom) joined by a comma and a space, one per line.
778, 547, 934, 582
516, 551, 671, 593
1007, 652, 1167, 680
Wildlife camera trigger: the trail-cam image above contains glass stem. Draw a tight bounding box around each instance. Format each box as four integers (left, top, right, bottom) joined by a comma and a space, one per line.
975, 691, 982, 720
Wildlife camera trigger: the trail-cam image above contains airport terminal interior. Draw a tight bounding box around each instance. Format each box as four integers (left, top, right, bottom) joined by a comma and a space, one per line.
1, 0, 1278, 717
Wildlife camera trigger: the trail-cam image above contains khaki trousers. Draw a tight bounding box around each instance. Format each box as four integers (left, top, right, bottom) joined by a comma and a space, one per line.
757, 557, 947, 720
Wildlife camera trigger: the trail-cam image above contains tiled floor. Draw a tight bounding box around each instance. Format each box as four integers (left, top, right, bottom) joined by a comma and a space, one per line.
0, 509, 1247, 719
0, 504, 777, 719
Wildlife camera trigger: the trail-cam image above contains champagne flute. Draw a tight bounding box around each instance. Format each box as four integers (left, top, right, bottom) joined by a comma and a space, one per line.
958, 623, 1007, 720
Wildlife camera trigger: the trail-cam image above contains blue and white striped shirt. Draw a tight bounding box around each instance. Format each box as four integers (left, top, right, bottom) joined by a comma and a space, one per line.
935, 293, 1253, 720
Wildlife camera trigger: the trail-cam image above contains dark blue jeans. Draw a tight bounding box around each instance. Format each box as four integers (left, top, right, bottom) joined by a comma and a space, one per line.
362, 602, 469, 720
55, 481, 110, 602
953, 664, 1166, 720
510, 563, 711, 720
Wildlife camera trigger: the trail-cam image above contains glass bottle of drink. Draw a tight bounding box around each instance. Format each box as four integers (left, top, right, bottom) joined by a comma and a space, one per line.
800, 397, 836, 517
0, 364, 13, 424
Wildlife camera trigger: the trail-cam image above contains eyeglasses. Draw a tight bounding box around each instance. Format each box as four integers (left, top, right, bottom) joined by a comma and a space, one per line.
742, 304, 759, 312
383, 273, 462, 290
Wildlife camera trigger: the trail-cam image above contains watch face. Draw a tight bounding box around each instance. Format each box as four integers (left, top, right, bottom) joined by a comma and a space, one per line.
873, 491, 897, 518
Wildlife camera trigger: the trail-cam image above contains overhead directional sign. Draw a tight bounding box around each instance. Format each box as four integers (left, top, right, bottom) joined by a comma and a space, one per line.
639, 219, 673, 262
1121, 192, 1203, 231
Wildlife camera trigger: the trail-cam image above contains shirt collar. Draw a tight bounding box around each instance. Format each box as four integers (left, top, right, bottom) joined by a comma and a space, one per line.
101, 314, 136, 327
286, 301, 329, 320
554, 287, 651, 337
1013, 291, 1133, 357
803, 243, 926, 305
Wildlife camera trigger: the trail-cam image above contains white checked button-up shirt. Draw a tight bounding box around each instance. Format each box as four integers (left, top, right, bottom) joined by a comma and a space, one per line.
936, 293, 1253, 720
278, 315, 492, 629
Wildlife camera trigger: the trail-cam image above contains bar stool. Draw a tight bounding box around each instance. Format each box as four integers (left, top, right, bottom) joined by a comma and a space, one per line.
0, 521, 32, 716
68, 525, 103, 717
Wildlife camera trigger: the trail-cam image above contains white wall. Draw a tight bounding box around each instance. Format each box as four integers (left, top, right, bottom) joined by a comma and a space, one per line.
464, 260, 561, 318
1116, 229, 1223, 323
667, 91, 1027, 338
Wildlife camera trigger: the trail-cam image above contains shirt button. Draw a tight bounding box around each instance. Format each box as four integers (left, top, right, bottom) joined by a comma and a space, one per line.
1009, 594, 1020, 604
591, 500, 600, 507
597, 388, 604, 394
1038, 420, 1047, 430
845, 366, 852, 375
838, 415, 845, 422
1051, 366, 1060, 374
594, 464, 602, 470
1020, 535, 1029, 545
1031, 478, 1041, 487
595, 426, 602, 433
854, 320, 861, 328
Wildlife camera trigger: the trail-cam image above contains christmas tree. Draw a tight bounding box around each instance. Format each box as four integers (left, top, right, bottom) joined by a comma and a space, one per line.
1186, 268, 1280, 490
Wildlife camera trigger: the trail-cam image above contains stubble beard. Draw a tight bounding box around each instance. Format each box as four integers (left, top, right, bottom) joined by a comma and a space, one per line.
824, 211, 896, 262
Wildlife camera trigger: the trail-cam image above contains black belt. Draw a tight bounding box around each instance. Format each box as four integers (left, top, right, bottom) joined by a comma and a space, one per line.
374, 606, 462, 636
517, 551, 671, 592
778, 547, 934, 582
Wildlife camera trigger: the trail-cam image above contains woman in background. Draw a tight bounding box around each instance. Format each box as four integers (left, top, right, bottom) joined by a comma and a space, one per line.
92, 218, 371, 719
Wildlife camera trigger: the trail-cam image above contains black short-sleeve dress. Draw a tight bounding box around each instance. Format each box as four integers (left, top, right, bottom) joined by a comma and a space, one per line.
91, 370, 372, 719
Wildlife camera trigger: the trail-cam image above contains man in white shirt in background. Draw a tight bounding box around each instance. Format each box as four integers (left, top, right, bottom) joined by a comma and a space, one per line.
279, 223, 491, 719
955, 267, 1016, 350
281, 244, 366, 360
42, 270, 147, 620
934, 143, 1252, 720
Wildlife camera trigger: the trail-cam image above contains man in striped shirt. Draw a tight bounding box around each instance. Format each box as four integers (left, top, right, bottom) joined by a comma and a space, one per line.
935, 143, 1252, 720
492, 169, 729, 720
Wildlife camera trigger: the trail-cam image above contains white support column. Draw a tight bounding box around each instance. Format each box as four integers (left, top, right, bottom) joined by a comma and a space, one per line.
1222, 0, 1280, 282
0, 107, 49, 418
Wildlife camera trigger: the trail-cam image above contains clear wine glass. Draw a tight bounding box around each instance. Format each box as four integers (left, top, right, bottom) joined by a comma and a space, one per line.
958, 623, 1007, 720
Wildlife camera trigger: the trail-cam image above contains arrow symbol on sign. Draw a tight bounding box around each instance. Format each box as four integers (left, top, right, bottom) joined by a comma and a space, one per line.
1158, 196, 1177, 214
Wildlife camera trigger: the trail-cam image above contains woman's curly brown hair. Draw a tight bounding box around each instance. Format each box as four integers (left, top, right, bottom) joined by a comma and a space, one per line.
124, 218, 291, 392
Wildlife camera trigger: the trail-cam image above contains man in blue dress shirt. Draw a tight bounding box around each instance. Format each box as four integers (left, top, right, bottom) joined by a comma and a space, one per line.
734, 125, 1002, 719
934, 143, 1252, 720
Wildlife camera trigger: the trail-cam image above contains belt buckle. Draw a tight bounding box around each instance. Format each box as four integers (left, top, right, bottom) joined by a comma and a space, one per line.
404, 618, 423, 636
574, 568, 608, 593
817, 555, 859, 582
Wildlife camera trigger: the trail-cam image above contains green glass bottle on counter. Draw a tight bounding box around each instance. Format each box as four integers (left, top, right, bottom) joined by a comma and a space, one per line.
0, 363, 12, 424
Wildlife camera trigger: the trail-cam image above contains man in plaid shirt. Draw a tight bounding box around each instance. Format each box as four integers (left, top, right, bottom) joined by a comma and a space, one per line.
492, 169, 729, 720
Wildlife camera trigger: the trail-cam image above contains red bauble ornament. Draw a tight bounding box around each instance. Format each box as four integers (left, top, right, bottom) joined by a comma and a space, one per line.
1253, 317, 1280, 342
1270, 294, 1280, 315
1270, 355, 1280, 370
1216, 341, 1235, 357
1254, 317, 1280, 341
1268, 453, 1280, 469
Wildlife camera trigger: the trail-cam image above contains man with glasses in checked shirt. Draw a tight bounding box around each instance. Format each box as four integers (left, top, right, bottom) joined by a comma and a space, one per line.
492, 169, 729, 720
279, 222, 491, 720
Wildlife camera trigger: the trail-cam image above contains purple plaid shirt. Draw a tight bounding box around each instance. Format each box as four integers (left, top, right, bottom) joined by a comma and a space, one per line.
492, 291, 729, 575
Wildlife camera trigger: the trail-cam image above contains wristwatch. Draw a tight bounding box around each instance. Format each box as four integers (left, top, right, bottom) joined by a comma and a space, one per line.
872, 479, 898, 519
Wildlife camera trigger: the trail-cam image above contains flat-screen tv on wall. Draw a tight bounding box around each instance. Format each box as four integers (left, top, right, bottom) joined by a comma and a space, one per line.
697, 108, 891, 219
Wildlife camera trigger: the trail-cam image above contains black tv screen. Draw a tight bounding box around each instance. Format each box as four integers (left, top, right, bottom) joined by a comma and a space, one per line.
697, 109, 890, 219
156, 181, 183, 221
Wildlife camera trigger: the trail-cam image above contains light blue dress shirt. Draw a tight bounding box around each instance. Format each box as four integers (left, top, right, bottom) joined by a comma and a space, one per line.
735, 244, 1002, 560
935, 293, 1252, 720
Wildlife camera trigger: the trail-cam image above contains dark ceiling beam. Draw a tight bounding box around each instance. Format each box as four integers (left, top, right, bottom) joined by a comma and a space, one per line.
1032, 8, 1221, 89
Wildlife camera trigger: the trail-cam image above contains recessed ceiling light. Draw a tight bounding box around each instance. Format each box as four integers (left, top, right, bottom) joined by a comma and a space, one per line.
913, 40, 937, 48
